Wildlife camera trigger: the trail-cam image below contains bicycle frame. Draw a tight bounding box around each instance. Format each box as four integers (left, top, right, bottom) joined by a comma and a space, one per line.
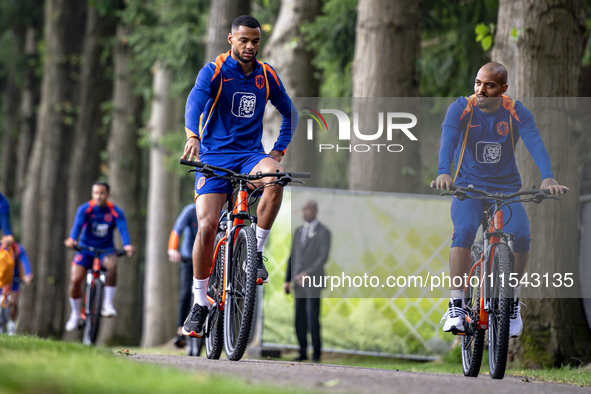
208, 182, 257, 312
82, 255, 106, 320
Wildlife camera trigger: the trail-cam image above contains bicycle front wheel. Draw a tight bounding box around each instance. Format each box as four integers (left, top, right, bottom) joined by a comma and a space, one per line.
224, 226, 257, 361
488, 243, 514, 379
205, 231, 225, 359
461, 243, 485, 377
83, 279, 103, 346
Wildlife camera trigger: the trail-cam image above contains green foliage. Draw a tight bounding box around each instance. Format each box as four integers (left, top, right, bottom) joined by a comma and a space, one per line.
120, 0, 208, 96
475, 22, 495, 51
420, 0, 498, 97
301, 0, 357, 97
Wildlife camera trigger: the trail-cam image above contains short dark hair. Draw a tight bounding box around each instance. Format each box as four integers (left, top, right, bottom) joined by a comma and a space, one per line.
481, 62, 508, 85
232, 15, 261, 31
92, 181, 110, 193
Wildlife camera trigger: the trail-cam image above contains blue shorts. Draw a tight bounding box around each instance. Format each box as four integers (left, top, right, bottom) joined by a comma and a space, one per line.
450, 196, 531, 253
72, 249, 114, 270
194, 152, 271, 196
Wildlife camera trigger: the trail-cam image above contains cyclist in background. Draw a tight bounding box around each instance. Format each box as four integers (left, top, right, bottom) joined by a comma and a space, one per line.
432, 62, 567, 338
181, 15, 298, 337
168, 203, 198, 347
0, 242, 33, 335
0, 192, 14, 247
64, 182, 135, 331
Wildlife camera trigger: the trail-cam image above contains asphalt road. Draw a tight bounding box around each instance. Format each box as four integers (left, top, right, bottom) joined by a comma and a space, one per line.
129, 354, 589, 393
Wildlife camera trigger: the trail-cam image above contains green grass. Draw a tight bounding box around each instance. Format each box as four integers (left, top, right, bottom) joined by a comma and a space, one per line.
0, 335, 297, 393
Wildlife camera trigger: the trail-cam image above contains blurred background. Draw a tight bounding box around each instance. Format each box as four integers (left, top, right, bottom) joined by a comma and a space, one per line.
0, 0, 589, 367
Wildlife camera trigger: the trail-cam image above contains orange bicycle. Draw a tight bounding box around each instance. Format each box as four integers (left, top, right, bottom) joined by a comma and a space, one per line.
180, 159, 309, 361
438, 185, 562, 379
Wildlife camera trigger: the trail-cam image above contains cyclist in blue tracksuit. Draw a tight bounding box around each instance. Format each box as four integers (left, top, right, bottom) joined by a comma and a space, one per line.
0, 243, 33, 335
0, 192, 14, 247
181, 15, 298, 338
168, 203, 198, 347
64, 182, 135, 331
432, 62, 567, 338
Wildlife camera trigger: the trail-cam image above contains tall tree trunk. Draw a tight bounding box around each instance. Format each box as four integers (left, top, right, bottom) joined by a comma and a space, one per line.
19, 0, 86, 336
493, 0, 590, 366
141, 61, 180, 346
348, 0, 421, 192
261, 0, 321, 179
204, 0, 250, 61
16, 26, 40, 200
100, 24, 144, 346
67, 5, 117, 227
1, 29, 23, 198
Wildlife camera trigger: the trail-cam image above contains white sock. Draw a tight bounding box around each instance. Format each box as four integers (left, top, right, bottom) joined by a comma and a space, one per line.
256, 226, 271, 252
514, 284, 521, 302
70, 297, 82, 317
450, 290, 465, 308
104, 286, 116, 306
7, 320, 16, 334
193, 277, 209, 307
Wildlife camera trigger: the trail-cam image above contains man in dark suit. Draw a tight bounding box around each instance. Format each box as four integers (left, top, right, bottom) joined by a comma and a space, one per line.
284, 200, 331, 362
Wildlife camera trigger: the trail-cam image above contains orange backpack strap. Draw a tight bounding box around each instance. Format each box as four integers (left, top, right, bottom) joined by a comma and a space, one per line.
199, 52, 229, 138
453, 95, 476, 183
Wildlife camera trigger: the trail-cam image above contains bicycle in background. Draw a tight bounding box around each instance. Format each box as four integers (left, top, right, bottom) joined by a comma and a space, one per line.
181, 159, 310, 361
436, 184, 562, 379
71, 245, 127, 346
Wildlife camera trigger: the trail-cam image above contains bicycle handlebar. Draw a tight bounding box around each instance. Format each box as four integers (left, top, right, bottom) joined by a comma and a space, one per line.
180, 159, 311, 180
431, 183, 566, 203
72, 244, 127, 257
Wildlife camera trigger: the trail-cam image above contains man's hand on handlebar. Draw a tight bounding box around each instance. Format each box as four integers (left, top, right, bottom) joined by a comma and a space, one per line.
123, 244, 135, 257
181, 136, 200, 162
64, 238, 77, 249
431, 174, 454, 190
541, 177, 568, 195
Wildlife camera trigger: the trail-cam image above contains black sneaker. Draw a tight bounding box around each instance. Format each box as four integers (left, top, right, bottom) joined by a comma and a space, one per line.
256, 252, 269, 285
182, 304, 208, 338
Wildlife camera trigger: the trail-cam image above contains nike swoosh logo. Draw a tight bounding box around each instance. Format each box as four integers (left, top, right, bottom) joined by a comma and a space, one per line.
223, 78, 234, 82
469, 124, 481, 128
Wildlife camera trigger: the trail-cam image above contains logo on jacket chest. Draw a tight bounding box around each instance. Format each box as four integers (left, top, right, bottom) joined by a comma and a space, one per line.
232, 92, 256, 118
476, 141, 502, 164
497, 121, 509, 136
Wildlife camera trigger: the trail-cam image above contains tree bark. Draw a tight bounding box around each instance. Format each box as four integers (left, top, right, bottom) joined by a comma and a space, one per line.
99, 24, 144, 346
0, 29, 23, 198
205, 0, 251, 61
15, 26, 40, 200
141, 61, 180, 346
261, 0, 321, 179
348, 0, 421, 193
493, 0, 590, 366
67, 5, 117, 228
19, 0, 86, 336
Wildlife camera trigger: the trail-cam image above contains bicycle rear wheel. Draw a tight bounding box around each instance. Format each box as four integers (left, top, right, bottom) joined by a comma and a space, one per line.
205, 231, 225, 359
224, 226, 257, 361
488, 243, 514, 379
461, 243, 485, 377
83, 279, 103, 346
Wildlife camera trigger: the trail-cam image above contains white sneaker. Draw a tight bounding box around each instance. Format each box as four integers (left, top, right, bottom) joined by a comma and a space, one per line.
509, 298, 524, 338
7, 320, 16, 336
441, 298, 466, 334
101, 303, 117, 317
65, 314, 81, 331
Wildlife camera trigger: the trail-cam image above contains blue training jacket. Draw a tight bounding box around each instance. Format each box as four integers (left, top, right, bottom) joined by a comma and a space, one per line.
438, 95, 554, 191
0, 192, 11, 236
185, 51, 298, 155
68, 200, 131, 250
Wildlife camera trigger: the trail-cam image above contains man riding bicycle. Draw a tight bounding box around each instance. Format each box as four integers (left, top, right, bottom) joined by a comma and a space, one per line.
432, 62, 567, 338
181, 15, 298, 338
64, 182, 135, 331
